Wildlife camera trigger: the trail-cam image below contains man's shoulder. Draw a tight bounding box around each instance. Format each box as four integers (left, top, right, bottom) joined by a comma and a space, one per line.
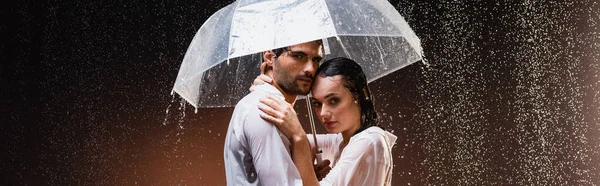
232, 89, 278, 136
236, 90, 262, 107
235, 84, 282, 111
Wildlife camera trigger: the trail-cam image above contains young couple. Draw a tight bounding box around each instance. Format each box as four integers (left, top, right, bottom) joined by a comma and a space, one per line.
224, 40, 397, 185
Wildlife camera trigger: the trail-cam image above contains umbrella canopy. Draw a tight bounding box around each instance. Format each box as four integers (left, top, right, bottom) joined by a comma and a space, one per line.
173, 0, 423, 108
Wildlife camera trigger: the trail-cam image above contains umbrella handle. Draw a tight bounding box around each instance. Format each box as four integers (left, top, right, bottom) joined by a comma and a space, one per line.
315, 150, 323, 163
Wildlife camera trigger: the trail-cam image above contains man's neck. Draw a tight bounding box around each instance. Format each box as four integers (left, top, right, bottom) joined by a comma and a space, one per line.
272, 83, 298, 106
266, 72, 297, 105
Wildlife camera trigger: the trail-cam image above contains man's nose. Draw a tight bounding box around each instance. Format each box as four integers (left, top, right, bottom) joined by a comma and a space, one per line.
303, 60, 317, 76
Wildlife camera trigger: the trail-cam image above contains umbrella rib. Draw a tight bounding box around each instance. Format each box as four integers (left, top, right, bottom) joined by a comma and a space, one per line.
374, 36, 386, 70
367, 61, 414, 84
227, 1, 244, 65
334, 33, 405, 37
320, 0, 337, 35
320, 0, 344, 58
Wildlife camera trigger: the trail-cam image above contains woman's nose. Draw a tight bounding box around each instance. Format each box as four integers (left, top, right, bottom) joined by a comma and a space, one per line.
320, 107, 331, 119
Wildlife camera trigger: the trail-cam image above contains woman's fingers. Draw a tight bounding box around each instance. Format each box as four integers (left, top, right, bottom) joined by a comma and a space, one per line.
257, 74, 273, 84
258, 95, 307, 140
252, 74, 273, 86
249, 74, 273, 92
252, 77, 266, 86
258, 103, 284, 120
259, 96, 286, 110
259, 112, 283, 125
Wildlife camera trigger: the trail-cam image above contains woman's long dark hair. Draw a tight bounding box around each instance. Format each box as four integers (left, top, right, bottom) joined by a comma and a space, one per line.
314, 57, 380, 135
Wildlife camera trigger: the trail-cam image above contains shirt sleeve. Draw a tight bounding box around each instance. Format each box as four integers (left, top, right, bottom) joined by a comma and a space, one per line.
319, 136, 391, 186
243, 108, 303, 186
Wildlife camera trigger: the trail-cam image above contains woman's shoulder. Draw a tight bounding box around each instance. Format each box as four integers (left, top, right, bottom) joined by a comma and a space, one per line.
351, 127, 397, 148
354, 127, 387, 138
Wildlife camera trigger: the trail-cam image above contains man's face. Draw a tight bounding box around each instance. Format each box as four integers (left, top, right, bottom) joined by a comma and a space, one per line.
272, 41, 323, 95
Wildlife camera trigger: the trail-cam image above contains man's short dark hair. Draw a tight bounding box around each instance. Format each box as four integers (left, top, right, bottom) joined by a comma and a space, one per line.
271, 40, 324, 59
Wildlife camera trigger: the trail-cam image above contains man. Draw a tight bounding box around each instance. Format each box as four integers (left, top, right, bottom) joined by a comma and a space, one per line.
224, 40, 323, 185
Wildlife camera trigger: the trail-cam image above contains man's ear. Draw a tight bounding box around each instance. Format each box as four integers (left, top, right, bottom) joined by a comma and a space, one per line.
263, 51, 275, 73
263, 50, 275, 65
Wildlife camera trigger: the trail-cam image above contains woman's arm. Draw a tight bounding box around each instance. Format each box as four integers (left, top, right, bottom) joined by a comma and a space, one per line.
258, 95, 320, 185
289, 135, 320, 186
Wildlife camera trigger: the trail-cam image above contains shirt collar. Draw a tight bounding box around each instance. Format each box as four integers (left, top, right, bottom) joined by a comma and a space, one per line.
255, 83, 286, 100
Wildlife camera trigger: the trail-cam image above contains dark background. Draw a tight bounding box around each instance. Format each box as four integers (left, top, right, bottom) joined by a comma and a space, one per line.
2, 0, 599, 185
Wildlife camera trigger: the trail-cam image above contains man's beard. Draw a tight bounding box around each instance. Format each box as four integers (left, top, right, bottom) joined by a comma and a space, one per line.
277, 73, 311, 95
274, 60, 312, 95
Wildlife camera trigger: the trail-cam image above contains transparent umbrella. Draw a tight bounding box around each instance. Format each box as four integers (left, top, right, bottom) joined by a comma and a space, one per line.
172, 0, 423, 109
172, 0, 423, 158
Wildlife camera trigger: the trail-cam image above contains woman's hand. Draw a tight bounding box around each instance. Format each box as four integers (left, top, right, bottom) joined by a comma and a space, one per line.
258, 95, 306, 141
249, 62, 273, 92
249, 74, 273, 92
259, 95, 321, 186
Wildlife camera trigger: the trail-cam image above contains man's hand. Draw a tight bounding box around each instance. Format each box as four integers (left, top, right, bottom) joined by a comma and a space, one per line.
314, 159, 331, 181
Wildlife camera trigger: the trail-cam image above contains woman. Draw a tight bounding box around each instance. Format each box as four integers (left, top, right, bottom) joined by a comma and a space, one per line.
256, 57, 397, 185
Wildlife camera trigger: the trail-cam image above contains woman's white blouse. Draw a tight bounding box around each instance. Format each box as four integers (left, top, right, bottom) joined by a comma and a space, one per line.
308, 127, 397, 186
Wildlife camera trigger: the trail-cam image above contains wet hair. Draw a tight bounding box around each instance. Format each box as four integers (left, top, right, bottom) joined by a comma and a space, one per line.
271, 40, 324, 58
314, 57, 380, 135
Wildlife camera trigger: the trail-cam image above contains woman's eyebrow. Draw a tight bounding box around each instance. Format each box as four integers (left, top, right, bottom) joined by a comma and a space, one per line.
324, 93, 337, 99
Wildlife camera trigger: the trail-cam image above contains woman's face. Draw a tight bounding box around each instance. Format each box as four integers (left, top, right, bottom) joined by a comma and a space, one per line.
310, 75, 361, 135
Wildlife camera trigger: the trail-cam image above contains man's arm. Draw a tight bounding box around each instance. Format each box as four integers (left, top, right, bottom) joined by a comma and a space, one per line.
243, 110, 303, 185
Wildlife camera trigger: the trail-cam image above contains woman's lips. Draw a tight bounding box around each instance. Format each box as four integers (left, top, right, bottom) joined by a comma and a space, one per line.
324, 121, 336, 128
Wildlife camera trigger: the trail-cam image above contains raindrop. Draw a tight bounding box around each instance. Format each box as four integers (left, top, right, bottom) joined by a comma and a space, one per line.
163, 94, 177, 125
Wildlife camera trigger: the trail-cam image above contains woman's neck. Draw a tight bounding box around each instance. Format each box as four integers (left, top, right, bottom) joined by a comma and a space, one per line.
341, 123, 361, 145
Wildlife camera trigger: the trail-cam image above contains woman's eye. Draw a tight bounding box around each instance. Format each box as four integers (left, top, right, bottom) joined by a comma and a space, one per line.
329, 98, 338, 105
312, 102, 321, 107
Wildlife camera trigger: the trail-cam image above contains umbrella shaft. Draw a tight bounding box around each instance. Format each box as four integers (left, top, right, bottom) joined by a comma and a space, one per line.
306, 96, 320, 151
